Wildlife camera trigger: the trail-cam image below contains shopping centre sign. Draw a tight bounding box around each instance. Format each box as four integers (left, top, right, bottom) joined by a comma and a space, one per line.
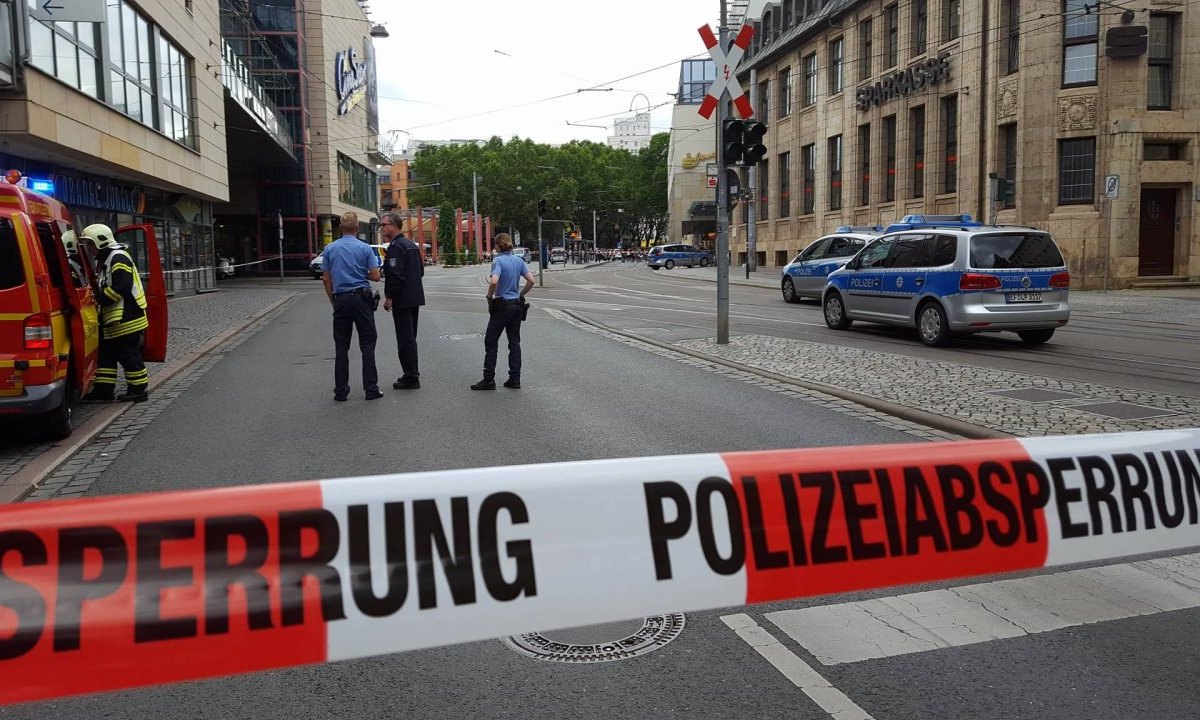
855, 51, 951, 112
334, 46, 368, 116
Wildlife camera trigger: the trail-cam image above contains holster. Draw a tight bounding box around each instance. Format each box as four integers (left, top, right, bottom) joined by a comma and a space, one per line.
520, 297, 530, 321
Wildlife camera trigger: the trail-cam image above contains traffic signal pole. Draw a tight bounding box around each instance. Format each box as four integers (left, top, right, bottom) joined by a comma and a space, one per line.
746, 69, 757, 279
715, 19, 730, 345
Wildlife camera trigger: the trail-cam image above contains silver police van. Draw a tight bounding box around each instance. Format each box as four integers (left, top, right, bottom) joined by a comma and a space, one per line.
822, 215, 1071, 346
781, 227, 882, 302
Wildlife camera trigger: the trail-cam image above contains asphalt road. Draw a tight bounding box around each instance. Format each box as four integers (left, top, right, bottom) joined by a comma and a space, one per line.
540, 263, 1200, 399
9, 267, 1199, 719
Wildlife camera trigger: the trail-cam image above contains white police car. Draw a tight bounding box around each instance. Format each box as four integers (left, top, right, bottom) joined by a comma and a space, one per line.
821, 215, 1071, 347
781, 227, 881, 303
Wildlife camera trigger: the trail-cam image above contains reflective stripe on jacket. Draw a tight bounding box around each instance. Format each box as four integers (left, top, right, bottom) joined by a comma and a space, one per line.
99, 248, 148, 338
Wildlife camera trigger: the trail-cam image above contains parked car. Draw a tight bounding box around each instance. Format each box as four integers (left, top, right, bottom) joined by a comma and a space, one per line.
781, 227, 881, 303
821, 214, 1071, 347
512, 247, 530, 263
646, 244, 712, 270
310, 244, 387, 278
550, 248, 567, 264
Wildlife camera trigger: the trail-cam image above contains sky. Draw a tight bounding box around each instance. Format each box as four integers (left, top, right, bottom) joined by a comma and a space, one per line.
369, 0, 722, 150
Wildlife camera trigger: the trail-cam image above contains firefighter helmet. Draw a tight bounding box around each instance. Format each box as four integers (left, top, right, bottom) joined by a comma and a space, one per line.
62, 229, 78, 253
81, 223, 117, 250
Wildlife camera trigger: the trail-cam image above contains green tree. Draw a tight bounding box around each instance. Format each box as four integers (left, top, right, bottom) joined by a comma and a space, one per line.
436, 202, 456, 260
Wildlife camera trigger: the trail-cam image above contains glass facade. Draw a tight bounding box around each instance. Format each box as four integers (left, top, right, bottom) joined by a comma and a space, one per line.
677, 59, 715, 104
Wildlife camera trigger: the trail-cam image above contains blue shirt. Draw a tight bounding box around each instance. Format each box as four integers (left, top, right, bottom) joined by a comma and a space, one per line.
323, 235, 380, 294
490, 252, 527, 300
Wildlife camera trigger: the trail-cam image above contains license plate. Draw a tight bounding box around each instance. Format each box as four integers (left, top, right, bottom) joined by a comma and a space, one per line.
1007, 292, 1042, 303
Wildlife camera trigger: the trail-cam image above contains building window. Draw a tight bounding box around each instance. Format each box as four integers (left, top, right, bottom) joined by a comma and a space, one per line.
803, 52, 817, 106
802, 143, 816, 214
1002, 123, 1018, 208
858, 124, 871, 206
1004, 0, 1020, 74
678, 59, 716, 104
1144, 141, 1184, 161
912, 0, 928, 56
1062, 0, 1098, 87
28, 20, 101, 98
1058, 137, 1095, 204
108, 0, 155, 125
779, 67, 792, 118
884, 115, 897, 202
943, 0, 960, 41
1148, 14, 1174, 109
885, 5, 898, 69
859, 18, 873, 81
338, 153, 379, 210
941, 95, 957, 194
829, 37, 844, 93
759, 159, 770, 221
828, 135, 843, 211
911, 105, 925, 198
759, 79, 770, 123
779, 152, 791, 216
158, 36, 192, 147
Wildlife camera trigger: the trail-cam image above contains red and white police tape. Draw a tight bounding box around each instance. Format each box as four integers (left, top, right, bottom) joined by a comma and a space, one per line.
1, 429, 1199, 705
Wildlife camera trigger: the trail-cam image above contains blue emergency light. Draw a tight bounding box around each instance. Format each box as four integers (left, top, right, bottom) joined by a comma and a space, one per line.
28, 178, 55, 195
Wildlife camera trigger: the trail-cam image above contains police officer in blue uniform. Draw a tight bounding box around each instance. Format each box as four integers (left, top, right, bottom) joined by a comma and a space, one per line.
322, 212, 383, 401
472, 233, 534, 390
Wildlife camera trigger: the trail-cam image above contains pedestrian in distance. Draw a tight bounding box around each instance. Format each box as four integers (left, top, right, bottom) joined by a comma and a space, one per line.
78, 224, 151, 403
322, 211, 383, 401
380, 211, 425, 390
472, 233, 534, 391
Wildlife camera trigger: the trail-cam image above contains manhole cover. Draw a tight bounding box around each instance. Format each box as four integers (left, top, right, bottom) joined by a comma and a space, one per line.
438, 333, 485, 340
986, 388, 1082, 403
1071, 402, 1177, 420
502, 613, 686, 664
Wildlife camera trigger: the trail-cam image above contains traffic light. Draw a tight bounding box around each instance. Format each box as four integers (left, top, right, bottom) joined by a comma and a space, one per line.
742, 121, 767, 165
722, 118, 745, 165
537, 199, 547, 216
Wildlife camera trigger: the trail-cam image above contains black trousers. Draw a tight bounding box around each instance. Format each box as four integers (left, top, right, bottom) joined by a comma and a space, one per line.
483, 302, 523, 381
94, 331, 147, 396
391, 305, 420, 380
333, 290, 378, 395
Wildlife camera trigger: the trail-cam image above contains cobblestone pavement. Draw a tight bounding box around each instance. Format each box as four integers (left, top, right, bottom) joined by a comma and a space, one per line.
675, 334, 1200, 438
0, 287, 298, 488
550, 310, 962, 442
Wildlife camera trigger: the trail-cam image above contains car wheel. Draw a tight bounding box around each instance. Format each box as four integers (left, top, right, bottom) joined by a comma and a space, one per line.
782, 278, 801, 304
650, 266, 659, 271
823, 293, 852, 330
1018, 329, 1055, 345
665, 259, 675, 269
41, 379, 73, 440
917, 301, 953, 347
700, 257, 710, 267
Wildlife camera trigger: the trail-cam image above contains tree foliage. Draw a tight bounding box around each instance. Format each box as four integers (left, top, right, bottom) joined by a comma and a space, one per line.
408, 134, 669, 248
436, 202, 456, 257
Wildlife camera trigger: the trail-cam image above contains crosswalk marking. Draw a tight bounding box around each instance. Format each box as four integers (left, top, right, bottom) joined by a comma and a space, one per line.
765, 552, 1200, 666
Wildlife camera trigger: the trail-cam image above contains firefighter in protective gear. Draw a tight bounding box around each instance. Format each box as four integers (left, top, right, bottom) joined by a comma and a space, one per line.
61, 229, 86, 285
78, 224, 150, 403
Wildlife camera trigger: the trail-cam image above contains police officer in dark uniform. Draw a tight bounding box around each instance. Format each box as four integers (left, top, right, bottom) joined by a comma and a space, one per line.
380, 211, 425, 389
472, 233, 534, 390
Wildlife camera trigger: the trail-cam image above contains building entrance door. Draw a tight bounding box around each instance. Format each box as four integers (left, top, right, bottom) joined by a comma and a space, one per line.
1138, 189, 1176, 276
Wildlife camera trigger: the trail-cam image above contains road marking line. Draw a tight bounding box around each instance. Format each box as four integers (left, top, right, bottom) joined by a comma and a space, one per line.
720, 614, 875, 720
766, 552, 1200, 666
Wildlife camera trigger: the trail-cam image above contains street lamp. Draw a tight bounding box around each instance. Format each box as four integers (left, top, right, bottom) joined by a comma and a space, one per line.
533, 165, 561, 286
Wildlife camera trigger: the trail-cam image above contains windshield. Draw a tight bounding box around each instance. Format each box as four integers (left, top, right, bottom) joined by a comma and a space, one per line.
969, 233, 1064, 269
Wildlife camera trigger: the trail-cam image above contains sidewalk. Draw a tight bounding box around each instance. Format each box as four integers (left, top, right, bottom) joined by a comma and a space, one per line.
0, 286, 298, 493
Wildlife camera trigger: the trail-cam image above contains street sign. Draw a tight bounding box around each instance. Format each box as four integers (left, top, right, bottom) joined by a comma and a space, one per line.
1105, 174, 1120, 199
30, 0, 105, 23
697, 24, 755, 119
706, 162, 719, 178
707, 176, 718, 189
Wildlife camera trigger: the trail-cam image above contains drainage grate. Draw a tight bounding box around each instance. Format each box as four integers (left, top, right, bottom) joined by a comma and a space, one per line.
1071, 402, 1177, 420
985, 388, 1083, 403
502, 614, 686, 664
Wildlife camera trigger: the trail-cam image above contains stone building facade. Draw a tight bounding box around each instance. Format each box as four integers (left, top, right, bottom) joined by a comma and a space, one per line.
734, 0, 1199, 288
